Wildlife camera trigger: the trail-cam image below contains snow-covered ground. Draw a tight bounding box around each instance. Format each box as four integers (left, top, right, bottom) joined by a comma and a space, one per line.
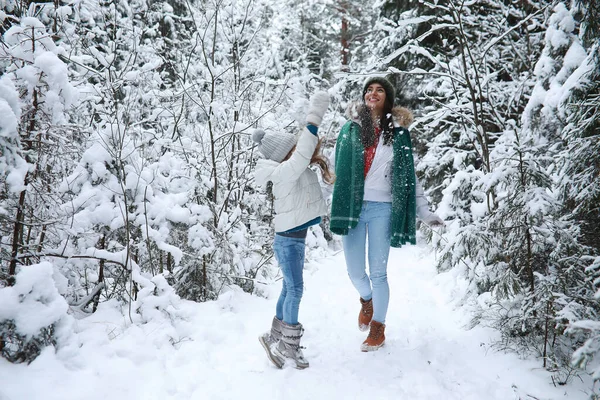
0, 244, 591, 400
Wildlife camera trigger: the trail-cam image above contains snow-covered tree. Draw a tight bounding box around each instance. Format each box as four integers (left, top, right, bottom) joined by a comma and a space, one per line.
355, 0, 599, 381
0, 15, 76, 276
0, 11, 77, 362
559, 0, 600, 387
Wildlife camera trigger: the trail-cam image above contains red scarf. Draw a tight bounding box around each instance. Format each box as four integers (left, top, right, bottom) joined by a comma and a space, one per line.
364, 127, 381, 177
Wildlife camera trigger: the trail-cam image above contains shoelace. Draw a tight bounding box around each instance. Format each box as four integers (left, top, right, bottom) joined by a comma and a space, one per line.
369, 325, 383, 339
361, 302, 373, 315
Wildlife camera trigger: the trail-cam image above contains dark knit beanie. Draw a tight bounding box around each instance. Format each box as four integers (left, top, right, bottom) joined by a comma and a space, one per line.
362, 76, 396, 106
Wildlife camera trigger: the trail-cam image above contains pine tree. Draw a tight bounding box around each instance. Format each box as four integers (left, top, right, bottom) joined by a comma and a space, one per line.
560, 0, 600, 386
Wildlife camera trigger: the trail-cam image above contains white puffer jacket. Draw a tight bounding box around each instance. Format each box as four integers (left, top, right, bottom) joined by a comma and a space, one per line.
255, 127, 328, 233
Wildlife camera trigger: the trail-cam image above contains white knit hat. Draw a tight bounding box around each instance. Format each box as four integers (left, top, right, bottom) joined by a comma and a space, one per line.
252, 129, 297, 163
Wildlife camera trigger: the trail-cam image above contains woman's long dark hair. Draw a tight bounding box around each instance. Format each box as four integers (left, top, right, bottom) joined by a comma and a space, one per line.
358, 99, 394, 147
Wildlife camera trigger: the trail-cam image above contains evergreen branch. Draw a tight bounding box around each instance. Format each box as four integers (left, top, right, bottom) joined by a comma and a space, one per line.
421, 221, 480, 278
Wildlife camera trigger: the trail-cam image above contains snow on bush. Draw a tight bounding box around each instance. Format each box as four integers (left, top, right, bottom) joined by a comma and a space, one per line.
0, 262, 72, 363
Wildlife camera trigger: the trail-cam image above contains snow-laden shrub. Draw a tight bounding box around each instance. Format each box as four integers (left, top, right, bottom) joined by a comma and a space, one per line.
0, 262, 72, 363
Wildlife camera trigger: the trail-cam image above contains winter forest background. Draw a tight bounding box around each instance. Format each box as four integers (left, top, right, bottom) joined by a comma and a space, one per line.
1, 0, 599, 394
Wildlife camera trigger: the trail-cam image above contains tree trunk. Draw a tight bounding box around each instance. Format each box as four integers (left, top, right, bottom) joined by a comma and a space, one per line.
208, 7, 219, 210
340, 4, 349, 70
93, 234, 106, 313
8, 190, 27, 276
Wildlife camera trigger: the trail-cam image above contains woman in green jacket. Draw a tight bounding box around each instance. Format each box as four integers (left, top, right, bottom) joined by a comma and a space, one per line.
330, 76, 444, 351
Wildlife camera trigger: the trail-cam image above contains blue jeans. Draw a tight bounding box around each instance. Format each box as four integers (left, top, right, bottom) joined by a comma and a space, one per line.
342, 201, 392, 324
273, 234, 306, 325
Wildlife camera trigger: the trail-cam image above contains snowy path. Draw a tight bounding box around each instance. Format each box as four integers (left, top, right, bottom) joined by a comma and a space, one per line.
0, 244, 587, 399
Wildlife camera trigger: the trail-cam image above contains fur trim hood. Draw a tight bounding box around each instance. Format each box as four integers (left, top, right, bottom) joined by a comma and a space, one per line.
345, 102, 414, 128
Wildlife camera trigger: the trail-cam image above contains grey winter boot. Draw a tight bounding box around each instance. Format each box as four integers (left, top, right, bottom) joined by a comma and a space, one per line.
258, 316, 283, 366
271, 321, 309, 369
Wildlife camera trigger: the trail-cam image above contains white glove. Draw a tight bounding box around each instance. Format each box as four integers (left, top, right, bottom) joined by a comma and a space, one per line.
423, 213, 445, 228
306, 91, 330, 126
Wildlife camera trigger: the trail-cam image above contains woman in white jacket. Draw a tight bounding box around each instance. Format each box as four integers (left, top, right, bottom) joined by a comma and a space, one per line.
330, 76, 444, 352
254, 91, 334, 370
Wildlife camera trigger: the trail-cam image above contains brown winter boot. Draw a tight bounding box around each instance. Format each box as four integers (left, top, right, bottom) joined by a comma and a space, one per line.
358, 297, 373, 332
360, 320, 385, 352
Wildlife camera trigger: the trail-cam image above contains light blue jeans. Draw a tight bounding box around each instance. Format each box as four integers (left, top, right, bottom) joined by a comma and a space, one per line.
273, 234, 306, 325
342, 201, 392, 324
